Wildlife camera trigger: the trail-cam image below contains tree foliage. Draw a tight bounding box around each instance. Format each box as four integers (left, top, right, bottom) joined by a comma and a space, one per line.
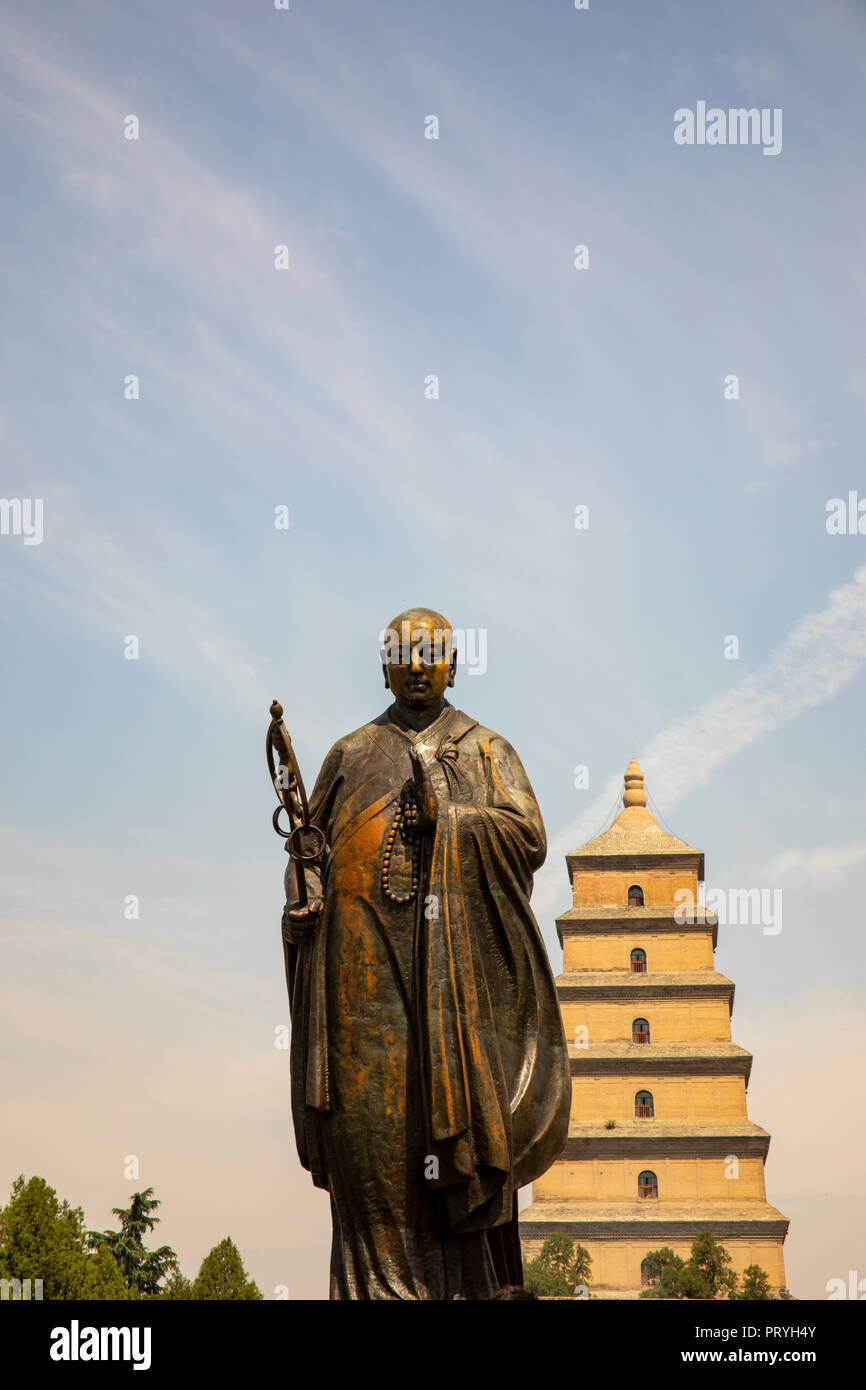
640, 1247, 694, 1299
690, 1231, 737, 1298
87, 1188, 177, 1298
161, 1271, 195, 1300
2, 1175, 263, 1302
737, 1264, 772, 1301
523, 1234, 592, 1297
191, 1237, 263, 1300
0, 1175, 88, 1299
641, 1232, 779, 1300
81, 1245, 134, 1300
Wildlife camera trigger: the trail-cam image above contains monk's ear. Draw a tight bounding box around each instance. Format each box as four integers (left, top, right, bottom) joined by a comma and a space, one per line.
382, 660, 391, 690
447, 651, 457, 688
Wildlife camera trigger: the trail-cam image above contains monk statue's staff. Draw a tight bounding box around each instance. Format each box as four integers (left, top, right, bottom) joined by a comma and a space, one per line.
265, 700, 326, 914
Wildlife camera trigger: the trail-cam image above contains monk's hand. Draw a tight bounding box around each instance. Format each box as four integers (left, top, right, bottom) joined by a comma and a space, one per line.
283, 896, 324, 943
405, 746, 438, 832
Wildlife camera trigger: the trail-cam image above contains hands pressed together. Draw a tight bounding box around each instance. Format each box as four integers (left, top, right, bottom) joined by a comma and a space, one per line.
402, 745, 438, 833
281, 747, 439, 945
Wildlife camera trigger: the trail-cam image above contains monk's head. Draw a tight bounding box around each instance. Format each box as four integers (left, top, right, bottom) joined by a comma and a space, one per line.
380, 607, 457, 712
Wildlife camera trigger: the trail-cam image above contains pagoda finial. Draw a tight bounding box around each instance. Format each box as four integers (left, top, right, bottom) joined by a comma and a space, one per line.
623, 758, 647, 809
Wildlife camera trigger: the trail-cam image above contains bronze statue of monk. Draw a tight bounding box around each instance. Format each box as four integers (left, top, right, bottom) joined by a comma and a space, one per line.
278, 608, 570, 1299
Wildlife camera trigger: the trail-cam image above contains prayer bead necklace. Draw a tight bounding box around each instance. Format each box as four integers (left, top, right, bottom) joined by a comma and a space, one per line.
382, 797, 421, 903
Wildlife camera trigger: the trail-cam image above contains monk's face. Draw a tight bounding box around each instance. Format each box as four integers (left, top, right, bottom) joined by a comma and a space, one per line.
382, 614, 456, 711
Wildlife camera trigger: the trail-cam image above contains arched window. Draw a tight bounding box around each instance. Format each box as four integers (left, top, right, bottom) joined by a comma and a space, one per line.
632, 1018, 650, 1045
640, 1257, 658, 1287
635, 1090, 654, 1119
638, 1170, 658, 1200
628, 884, 644, 907
630, 948, 647, 974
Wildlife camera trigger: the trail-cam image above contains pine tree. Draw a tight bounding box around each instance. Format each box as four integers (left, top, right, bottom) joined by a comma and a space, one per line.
88, 1189, 177, 1298
0, 1175, 88, 1299
192, 1237, 263, 1300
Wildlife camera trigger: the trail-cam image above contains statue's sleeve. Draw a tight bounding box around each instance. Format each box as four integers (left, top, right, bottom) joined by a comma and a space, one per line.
421, 731, 570, 1231
281, 742, 345, 1184
478, 734, 547, 878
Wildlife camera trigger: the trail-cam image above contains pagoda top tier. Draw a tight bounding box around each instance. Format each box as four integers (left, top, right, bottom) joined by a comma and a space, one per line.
568, 759, 703, 874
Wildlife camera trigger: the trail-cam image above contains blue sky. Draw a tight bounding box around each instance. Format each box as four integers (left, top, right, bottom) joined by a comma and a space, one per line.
1, 0, 865, 1298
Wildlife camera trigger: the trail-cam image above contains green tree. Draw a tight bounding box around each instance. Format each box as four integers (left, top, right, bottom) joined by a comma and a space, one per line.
677, 1262, 714, 1299
161, 1271, 194, 1300
737, 1264, 772, 1301
642, 1234, 740, 1299
523, 1234, 591, 1297
640, 1247, 690, 1299
0, 1175, 88, 1299
191, 1237, 262, 1300
690, 1231, 737, 1299
88, 1189, 177, 1298
81, 1245, 135, 1300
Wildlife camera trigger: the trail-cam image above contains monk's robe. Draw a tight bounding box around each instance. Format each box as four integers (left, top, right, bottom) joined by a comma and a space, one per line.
283, 700, 570, 1300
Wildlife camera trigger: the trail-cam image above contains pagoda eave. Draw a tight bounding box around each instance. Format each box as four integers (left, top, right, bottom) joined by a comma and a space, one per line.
566, 850, 705, 877
561, 1132, 771, 1159
520, 1213, 790, 1242
556, 971, 734, 1010
569, 1045, 753, 1083
556, 908, 718, 949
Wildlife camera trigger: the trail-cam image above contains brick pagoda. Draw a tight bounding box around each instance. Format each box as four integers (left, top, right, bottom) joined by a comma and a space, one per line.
519, 760, 788, 1295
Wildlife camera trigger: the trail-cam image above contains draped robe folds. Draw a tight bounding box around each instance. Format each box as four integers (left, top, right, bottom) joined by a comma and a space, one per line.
283, 701, 570, 1300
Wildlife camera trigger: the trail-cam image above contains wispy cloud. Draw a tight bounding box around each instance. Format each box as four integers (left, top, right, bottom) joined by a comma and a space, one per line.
756, 840, 866, 881
0, 7, 598, 693
1, 488, 266, 719
535, 566, 866, 925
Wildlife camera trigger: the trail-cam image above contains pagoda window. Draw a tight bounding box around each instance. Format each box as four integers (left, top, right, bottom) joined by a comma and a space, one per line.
638, 1170, 658, 1200
627, 884, 644, 907
630, 948, 647, 974
632, 1018, 650, 1045
635, 1091, 654, 1118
